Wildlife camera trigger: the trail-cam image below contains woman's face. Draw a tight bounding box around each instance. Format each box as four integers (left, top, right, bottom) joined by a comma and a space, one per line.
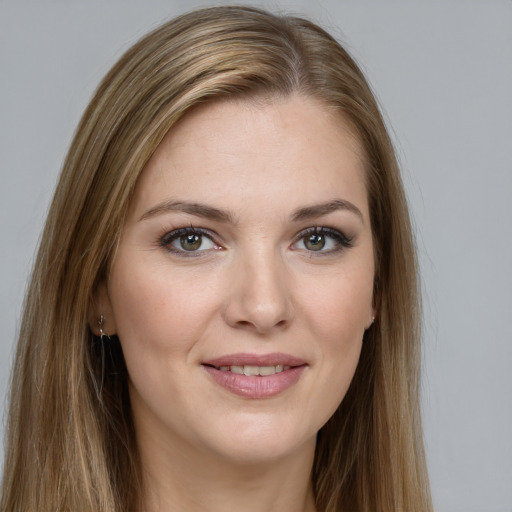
99, 96, 375, 464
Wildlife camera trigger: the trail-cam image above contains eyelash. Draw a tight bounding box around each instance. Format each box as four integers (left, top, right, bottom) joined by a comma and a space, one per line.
293, 227, 353, 255
158, 226, 353, 257
159, 226, 221, 257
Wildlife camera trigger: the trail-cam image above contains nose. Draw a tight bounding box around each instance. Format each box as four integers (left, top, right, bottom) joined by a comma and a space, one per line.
222, 248, 293, 334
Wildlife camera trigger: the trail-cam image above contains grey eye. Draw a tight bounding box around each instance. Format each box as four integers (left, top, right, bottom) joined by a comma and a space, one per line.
292, 227, 353, 254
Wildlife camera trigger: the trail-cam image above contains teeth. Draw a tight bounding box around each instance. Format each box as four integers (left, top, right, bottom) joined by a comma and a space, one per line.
243, 365, 259, 376
259, 366, 276, 376
218, 364, 292, 376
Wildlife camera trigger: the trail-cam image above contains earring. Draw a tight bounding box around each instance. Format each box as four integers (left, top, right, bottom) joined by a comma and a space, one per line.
365, 315, 375, 332
98, 315, 109, 341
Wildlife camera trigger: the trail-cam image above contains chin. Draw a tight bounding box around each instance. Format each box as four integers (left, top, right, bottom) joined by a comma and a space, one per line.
197, 412, 318, 465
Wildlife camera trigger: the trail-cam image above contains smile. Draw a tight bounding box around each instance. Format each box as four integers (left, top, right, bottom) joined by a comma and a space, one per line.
201, 353, 307, 399
215, 364, 291, 376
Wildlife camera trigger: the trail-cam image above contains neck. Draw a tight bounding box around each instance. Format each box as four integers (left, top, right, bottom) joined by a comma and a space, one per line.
137, 430, 317, 512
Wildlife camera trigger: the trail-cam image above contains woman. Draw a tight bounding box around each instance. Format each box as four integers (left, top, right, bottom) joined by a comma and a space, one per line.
1, 5, 433, 511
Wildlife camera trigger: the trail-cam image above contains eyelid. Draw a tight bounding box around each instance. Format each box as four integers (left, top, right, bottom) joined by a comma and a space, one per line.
158, 225, 353, 257
159, 226, 223, 256
291, 226, 353, 254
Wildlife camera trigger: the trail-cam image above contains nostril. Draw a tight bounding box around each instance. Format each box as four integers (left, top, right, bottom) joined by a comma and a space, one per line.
235, 318, 288, 331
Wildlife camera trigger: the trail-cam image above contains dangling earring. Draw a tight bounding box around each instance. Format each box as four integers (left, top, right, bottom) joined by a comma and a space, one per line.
98, 315, 109, 341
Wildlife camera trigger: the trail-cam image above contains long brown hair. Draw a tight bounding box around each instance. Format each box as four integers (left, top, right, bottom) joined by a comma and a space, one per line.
2, 6, 432, 511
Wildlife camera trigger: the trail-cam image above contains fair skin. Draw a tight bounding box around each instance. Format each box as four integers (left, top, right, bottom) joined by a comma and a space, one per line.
94, 95, 375, 512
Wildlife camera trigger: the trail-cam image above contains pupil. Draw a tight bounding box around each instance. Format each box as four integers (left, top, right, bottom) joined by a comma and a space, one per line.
306, 233, 325, 251
180, 234, 201, 251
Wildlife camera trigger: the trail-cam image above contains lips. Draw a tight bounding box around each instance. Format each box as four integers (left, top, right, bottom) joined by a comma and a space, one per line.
202, 353, 307, 399
215, 364, 291, 376
203, 352, 306, 368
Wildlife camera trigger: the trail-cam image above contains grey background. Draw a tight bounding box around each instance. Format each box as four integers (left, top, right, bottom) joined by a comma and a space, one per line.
1, 1, 511, 510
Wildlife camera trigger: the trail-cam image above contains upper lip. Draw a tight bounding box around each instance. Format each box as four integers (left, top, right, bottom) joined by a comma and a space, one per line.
202, 352, 307, 368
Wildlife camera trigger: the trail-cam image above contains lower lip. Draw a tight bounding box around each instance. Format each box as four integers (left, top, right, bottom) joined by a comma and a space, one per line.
202, 365, 306, 399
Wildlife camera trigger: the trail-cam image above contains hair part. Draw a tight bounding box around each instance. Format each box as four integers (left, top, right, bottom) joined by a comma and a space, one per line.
2, 6, 432, 511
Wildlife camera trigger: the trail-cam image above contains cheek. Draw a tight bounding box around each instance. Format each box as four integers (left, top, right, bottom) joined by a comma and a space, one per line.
296, 265, 373, 418
300, 264, 373, 342
107, 256, 219, 359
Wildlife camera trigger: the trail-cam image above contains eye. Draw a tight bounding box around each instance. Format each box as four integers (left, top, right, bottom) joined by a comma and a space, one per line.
292, 227, 353, 254
160, 227, 219, 255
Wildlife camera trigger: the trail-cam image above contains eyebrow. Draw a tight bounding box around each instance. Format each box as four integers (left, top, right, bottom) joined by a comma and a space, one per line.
139, 198, 364, 224
139, 200, 235, 223
291, 199, 364, 223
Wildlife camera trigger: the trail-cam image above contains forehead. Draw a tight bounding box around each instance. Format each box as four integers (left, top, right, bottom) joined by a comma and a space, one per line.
128, 95, 369, 221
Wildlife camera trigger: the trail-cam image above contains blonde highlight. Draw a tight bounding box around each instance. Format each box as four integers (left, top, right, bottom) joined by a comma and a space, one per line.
2, 6, 432, 511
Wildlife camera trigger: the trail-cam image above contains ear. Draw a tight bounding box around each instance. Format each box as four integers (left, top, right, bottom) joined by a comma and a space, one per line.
88, 281, 117, 336
365, 304, 377, 331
